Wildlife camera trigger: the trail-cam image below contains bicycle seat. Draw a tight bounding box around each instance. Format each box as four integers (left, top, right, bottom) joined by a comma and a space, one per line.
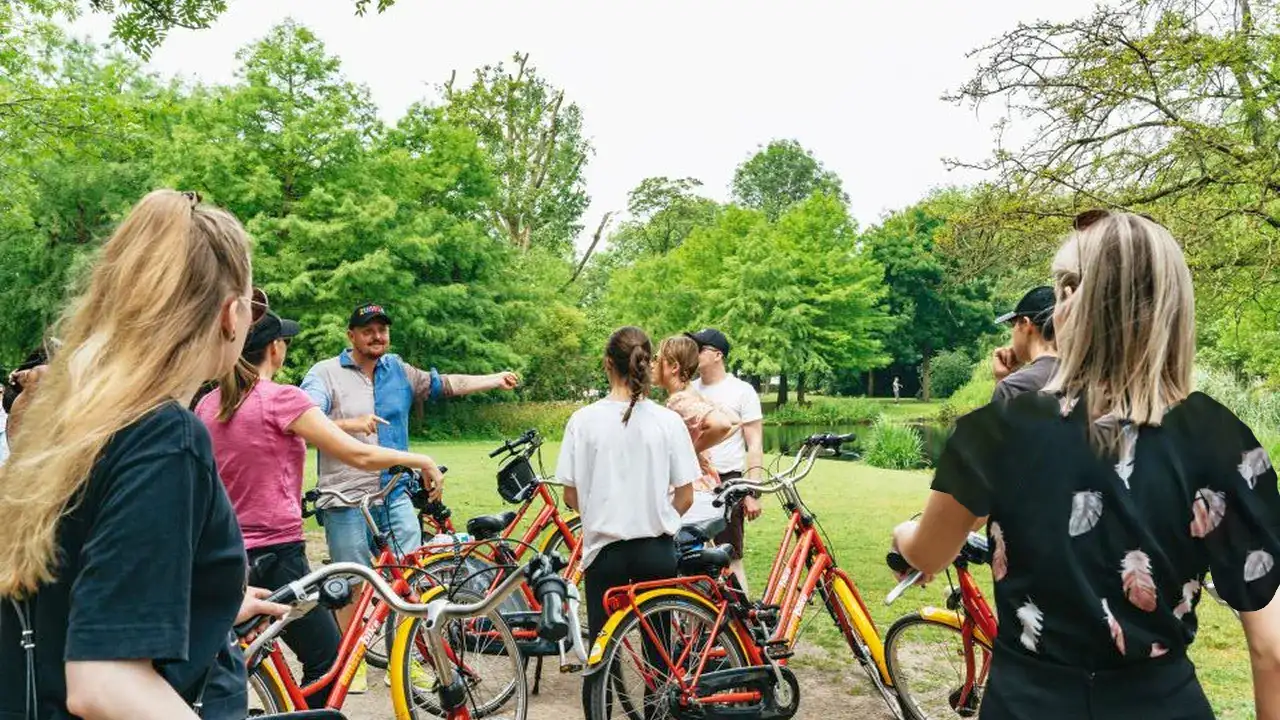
676, 517, 727, 547
679, 542, 735, 577
466, 511, 518, 540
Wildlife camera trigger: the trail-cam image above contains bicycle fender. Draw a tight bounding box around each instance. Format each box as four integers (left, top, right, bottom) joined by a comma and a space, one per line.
584, 588, 726, 676
389, 584, 450, 720
917, 606, 995, 647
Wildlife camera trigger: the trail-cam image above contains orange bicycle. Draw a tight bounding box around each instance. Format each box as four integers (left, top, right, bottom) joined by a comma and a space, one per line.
582, 432, 907, 720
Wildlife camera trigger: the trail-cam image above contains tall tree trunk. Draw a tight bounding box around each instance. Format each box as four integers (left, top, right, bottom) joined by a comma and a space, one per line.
777, 374, 789, 407
921, 353, 933, 402
867, 371, 875, 398
797, 373, 808, 405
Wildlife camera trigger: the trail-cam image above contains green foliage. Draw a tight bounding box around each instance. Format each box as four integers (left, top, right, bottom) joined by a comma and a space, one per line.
862, 416, 925, 470
764, 397, 881, 427
862, 198, 997, 400
942, 357, 997, 419
1195, 366, 1280, 459
929, 350, 974, 400
441, 52, 591, 255
415, 401, 580, 442
602, 195, 891, 385
605, 177, 720, 263
731, 139, 846, 221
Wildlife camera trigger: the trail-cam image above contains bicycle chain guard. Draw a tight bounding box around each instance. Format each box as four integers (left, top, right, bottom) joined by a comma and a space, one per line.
666, 665, 800, 720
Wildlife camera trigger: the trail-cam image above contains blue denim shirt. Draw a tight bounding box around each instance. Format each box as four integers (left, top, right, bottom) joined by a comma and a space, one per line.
301, 350, 443, 499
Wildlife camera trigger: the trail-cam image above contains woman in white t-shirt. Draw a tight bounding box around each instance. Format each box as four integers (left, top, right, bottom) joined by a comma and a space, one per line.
657, 335, 740, 526
557, 326, 700, 648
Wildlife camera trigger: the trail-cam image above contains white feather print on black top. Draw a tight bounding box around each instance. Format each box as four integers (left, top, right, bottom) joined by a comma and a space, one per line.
1238, 447, 1272, 490
1068, 491, 1103, 537
1245, 550, 1276, 583
1016, 599, 1044, 653
1114, 424, 1139, 489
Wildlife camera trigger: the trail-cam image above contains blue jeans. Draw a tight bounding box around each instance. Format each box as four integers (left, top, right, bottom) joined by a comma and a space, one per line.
321, 493, 422, 565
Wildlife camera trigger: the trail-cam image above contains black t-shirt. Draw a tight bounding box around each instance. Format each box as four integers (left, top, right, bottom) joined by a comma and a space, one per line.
933, 391, 1280, 669
0, 403, 248, 720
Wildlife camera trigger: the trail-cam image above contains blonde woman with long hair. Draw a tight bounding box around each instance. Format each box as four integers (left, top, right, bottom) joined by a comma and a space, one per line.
0, 191, 289, 720
889, 211, 1280, 718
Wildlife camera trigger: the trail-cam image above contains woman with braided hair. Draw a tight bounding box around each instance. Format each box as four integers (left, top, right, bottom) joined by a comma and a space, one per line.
556, 326, 701, 708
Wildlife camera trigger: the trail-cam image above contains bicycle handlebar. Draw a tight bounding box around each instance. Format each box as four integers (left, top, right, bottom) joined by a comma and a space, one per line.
711, 432, 850, 507
489, 428, 540, 458
882, 531, 987, 606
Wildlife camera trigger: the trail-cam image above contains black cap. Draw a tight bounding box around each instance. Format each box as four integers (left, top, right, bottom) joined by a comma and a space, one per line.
244, 311, 301, 354
996, 286, 1055, 325
685, 328, 731, 357
348, 303, 392, 329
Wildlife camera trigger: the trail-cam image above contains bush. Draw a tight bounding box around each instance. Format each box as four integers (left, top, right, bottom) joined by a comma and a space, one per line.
862, 416, 925, 470
945, 357, 996, 417
765, 396, 881, 426
414, 400, 581, 442
930, 350, 974, 400
1195, 366, 1280, 458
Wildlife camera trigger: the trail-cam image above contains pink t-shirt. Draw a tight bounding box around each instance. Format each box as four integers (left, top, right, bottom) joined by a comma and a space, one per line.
195, 380, 315, 550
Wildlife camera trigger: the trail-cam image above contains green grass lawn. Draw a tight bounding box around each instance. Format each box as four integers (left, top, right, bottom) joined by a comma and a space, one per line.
305, 440, 1254, 718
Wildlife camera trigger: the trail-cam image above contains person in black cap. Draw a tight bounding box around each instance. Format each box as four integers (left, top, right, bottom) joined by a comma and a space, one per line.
686, 327, 764, 593
195, 310, 444, 705
991, 286, 1058, 402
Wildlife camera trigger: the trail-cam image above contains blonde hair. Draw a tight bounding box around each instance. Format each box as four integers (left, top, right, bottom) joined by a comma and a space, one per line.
0, 190, 252, 596
658, 336, 700, 384
1044, 211, 1195, 449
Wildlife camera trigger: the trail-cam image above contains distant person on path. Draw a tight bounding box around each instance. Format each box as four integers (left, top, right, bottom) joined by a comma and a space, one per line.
196, 310, 442, 706
891, 211, 1280, 719
991, 285, 1058, 402
656, 335, 741, 527
686, 327, 764, 592
892, 376, 903, 403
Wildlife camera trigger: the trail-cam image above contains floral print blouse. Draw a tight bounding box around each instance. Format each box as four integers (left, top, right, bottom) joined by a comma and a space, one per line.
666, 389, 723, 493
933, 391, 1280, 667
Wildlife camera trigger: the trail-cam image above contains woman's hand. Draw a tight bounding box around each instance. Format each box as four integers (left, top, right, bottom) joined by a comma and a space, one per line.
235, 586, 290, 626
890, 520, 935, 586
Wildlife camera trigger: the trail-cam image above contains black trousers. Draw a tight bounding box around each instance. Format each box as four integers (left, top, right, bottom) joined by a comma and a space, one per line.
982, 645, 1215, 720
247, 542, 343, 710
583, 535, 679, 718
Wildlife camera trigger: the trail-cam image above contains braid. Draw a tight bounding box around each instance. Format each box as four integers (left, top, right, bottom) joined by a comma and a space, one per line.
623, 344, 651, 425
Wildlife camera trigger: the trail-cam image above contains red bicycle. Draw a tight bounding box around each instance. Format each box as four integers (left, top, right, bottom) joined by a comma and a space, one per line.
883, 532, 998, 719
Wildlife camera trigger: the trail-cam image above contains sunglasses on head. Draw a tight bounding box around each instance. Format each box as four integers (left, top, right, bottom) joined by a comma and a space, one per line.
249, 287, 269, 324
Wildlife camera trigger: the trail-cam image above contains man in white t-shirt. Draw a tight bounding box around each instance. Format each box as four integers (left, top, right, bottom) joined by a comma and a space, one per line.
686, 328, 764, 592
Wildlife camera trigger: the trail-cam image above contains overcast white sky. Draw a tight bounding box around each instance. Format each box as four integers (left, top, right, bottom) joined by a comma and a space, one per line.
68, 0, 1098, 249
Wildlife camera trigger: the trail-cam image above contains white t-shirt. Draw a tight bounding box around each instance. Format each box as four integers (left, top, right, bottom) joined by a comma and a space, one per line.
556, 399, 701, 568
692, 374, 764, 474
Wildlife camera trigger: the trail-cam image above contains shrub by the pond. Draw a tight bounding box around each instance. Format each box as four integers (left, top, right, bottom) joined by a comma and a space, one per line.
414, 400, 580, 441
862, 416, 925, 470
930, 350, 974, 400
765, 396, 881, 426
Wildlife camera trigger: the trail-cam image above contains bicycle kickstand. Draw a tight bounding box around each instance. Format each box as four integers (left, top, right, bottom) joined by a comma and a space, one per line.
532, 655, 544, 695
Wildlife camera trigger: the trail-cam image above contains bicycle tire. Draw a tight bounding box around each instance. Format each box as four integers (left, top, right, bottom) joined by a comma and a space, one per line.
884, 612, 992, 720
246, 662, 292, 716
389, 586, 526, 720
584, 595, 752, 720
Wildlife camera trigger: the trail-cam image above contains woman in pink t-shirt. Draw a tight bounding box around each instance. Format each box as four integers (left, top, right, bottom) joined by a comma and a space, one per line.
656, 336, 740, 527
195, 311, 441, 704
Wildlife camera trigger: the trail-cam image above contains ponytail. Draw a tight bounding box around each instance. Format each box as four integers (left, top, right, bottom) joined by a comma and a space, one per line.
217, 351, 266, 422
605, 326, 653, 426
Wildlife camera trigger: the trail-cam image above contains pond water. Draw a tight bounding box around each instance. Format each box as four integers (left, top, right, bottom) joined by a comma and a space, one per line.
761, 422, 950, 466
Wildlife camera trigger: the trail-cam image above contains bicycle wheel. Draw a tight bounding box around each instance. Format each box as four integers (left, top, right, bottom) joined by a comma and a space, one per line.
246, 663, 292, 716
389, 586, 527, 720
884, 612, 992, 720
584, 595, 752, 720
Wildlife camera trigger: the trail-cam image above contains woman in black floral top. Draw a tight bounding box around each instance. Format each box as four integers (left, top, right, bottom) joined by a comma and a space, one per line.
891, 211, 1280, 719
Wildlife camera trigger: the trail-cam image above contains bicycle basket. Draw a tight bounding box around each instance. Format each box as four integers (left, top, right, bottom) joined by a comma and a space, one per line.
496, 454, 537, 504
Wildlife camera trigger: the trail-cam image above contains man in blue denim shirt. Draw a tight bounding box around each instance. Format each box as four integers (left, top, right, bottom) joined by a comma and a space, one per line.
301, 303, 518, 570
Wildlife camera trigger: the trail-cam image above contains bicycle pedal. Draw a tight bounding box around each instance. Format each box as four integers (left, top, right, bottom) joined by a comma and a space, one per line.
764, 641, 794, 660
560, 663, 583, 674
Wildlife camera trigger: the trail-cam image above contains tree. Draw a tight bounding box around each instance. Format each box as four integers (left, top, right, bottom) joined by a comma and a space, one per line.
13, 1, 400, 57
442, 53, 591, 255
948, 0, 1280, 318
610, 177, 720, 260
731, 139, 847, 221
863, 201, 997, 401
